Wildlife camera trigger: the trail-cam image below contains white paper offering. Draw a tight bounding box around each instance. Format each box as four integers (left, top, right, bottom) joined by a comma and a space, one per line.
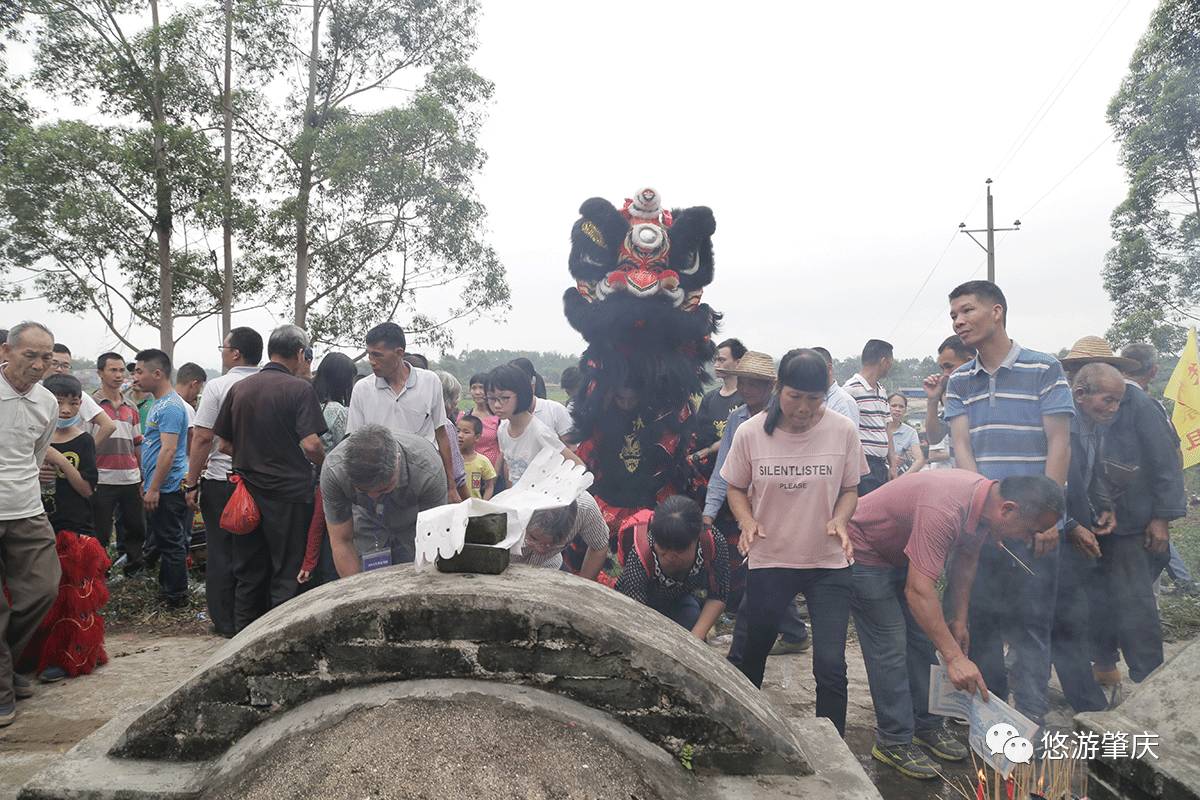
413, 447, 594, 568
929, 664, 1039, 778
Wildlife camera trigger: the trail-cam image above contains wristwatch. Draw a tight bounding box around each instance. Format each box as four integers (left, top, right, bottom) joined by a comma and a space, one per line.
182, 483, 199, 494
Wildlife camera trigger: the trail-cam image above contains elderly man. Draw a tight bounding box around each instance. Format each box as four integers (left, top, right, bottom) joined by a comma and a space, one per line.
848, 470, 1064, 779
213, 325, 326, 629
1058, 343, 1187, 701
1050, 362, 1126, 713
323, 424, 447, 575
0, 322, 64, 724
512, 490, 609, 580
1121, 342, 1197, 595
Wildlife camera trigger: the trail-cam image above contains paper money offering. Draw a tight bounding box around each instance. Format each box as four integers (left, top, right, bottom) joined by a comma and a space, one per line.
928, 665, 1039, 777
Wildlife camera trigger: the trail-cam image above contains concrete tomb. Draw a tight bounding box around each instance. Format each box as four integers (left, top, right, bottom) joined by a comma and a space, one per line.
21, 566, 881, 799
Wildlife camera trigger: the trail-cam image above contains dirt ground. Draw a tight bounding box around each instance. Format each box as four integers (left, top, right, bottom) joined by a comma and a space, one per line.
0, 627, 1188, 800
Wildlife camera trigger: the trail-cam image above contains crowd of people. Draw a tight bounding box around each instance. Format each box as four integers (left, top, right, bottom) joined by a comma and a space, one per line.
0, 276, 1191, 788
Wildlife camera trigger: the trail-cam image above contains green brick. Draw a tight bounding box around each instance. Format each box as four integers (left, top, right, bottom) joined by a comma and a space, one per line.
464, 513, 507, 545
436, 543, 510, 574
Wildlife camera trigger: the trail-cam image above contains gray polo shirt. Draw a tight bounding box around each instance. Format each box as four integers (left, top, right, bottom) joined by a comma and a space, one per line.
346, 365, 446, 442
320, 431, 447, 561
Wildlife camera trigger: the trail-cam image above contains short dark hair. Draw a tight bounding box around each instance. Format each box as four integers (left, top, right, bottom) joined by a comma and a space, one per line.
949, 280, 1008, 325
459, 414, 483, 436
650, 495, 703, 551
176, 362, 207, 385
811, 346, 834, 368
997, 475, 1064, 519
43, 373, 82, 399
528, 500, 581, 546
96, 352, 125, 372
509, 357, 547, 399
365, 322, 406, 350
228, 326, 263, 366
486, 364, 534, 414
52, 343, 71, 356
887, 392, 907, 406
717, 338, 748, 360
0, 329, 7, 345
1120, 343, 1157, 377
559, 365, 582, 395
404, 352, 428, 370
135, 348, 172, 378
468, 372, 489, 388
861, 339, 893, 366
937, 335, 976, 362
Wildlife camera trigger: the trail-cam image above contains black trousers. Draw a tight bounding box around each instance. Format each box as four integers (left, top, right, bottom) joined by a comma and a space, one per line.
732, 566, 852, 736
231, 488, 312, 632
199, 479, 238, 637
1052, 546, 1107, 712
91, 482, 145, 563
858, 454, 889, 496
1088, 533, 1169, 682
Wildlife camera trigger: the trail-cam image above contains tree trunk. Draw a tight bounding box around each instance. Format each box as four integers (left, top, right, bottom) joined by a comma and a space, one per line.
149, 0, 174, 356
221, 0, 234, 338
293, 0, 322, 328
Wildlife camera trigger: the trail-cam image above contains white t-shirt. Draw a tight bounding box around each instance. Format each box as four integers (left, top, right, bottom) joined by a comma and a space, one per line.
498, 415, 564, 484
347, 367, 447, 442
193, 365, 259, 481
532, 397, 573, 437
80, 392, 102, 426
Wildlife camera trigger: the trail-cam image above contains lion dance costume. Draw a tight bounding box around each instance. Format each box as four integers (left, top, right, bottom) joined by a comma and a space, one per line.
561, 188, 721, 582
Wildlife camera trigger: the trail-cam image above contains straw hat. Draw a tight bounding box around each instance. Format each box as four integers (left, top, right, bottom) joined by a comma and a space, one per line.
715, 350, 777, 381
1060, 336, 1140, 372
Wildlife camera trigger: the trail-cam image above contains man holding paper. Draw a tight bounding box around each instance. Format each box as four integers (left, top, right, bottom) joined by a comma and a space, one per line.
846, 469, 1064, 779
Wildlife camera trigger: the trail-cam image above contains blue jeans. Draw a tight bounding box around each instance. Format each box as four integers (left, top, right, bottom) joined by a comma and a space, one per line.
147, 489, 189, 602
850, 563, 940, 746
656, 593, 701, 630
731, 566, 852, 736
968, 539, 1059, 725
1166, 542, 1194, 584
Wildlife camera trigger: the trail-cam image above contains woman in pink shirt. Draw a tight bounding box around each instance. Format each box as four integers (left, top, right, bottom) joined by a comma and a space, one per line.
720, 349, 866, 736
468, 373, 503, 483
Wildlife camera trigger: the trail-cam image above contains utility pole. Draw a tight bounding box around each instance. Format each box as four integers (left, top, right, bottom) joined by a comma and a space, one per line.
959, 178, 1021, 283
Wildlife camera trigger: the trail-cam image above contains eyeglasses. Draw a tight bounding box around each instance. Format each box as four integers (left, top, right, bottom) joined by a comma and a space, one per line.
216, 346, 236, 352
486, 394, 516, 404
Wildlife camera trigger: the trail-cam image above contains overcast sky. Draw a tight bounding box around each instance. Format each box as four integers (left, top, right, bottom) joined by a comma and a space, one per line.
3, 0, 1156, 371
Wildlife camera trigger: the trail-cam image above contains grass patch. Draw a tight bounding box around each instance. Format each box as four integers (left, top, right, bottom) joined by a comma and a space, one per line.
1160, 486, 1200, 642
104, 567, 210, 636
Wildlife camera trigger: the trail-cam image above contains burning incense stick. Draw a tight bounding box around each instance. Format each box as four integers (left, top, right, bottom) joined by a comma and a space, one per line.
998, 540, 1036, 575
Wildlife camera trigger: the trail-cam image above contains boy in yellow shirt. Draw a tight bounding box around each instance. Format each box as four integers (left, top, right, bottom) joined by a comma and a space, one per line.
457, 415, 497, 500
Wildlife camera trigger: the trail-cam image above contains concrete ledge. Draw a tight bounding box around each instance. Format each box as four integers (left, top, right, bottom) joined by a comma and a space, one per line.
109, 566, 810, 775
1076, 638, 1200, 800
21, 681, 882, 800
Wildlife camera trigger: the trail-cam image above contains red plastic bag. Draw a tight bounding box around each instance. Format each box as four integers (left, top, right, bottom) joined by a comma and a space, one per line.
219, 474, 261, 535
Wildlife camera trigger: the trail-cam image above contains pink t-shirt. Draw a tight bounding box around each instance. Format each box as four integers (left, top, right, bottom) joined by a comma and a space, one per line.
720, 409, 867, 570
848, 469, 994, 579
474, 414, 502, 469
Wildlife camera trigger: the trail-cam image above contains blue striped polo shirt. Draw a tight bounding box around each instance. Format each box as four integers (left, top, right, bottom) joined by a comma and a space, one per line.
942, 341, 1073, 480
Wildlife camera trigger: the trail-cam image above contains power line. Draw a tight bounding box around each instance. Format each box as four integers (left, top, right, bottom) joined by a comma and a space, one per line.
1016, 133, 1114, 219
992, 0, 1132, 179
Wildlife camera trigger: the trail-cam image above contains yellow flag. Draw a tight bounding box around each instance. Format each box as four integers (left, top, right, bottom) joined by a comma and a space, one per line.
1164, 327, 1200, 469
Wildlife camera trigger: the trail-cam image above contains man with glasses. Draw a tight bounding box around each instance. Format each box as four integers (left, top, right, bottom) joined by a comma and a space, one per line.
183, 327, 262, 637
347, 322, 459, 503
322, 423, 447, 575
49, 343, 115, 448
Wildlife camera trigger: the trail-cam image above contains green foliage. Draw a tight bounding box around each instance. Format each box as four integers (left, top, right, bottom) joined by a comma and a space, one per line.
679, 742, 695, 771
831, 355, 940, 390
238, 0, 507, 349
1104, 0, 1200, 351
433, 349, 581, 389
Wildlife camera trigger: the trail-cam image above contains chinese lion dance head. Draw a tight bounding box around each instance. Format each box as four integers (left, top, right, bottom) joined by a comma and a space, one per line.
563, 187, 720, 441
